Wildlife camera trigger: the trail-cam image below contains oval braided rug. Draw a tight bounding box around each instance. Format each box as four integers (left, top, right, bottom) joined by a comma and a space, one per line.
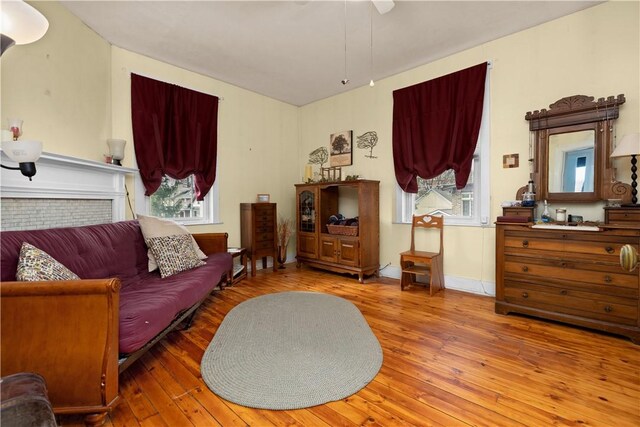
200, 291, 383, 410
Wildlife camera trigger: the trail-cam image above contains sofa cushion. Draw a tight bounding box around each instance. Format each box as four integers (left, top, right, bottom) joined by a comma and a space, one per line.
137, 214, 206, 272
118, 251, 232, 354
1, 221, 148, 282
16, 243, 80, 282
146, 234, 206, 278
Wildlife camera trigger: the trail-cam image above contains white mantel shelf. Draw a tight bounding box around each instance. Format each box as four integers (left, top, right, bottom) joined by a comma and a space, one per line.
1, 151, 138, 222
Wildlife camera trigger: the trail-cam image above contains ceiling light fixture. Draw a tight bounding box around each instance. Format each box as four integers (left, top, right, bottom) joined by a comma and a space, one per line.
0, 0, 49, 56
372, 0, 395, 15
341, 0, 349, 85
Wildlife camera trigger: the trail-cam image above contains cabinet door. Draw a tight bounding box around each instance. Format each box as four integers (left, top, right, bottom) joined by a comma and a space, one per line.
298, 234, 318, 259
338, 238, 359, 266
297, 187, 318, 259
319, 236, 338, 262
298, 189, 317, 233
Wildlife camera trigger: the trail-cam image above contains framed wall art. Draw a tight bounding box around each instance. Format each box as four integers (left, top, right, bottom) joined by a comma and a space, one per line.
256, 194, 270, 203
329, 130, 353, 167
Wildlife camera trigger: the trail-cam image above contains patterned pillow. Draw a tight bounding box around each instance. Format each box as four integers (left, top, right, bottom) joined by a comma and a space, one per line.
146, 234, 206, 278
16, 242, 80, 281
137, 214, 207, 272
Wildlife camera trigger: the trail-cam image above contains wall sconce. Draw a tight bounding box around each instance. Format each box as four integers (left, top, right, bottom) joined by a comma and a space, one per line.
107, 139, 126, 166
0, 0, 49, 56
1, 119, 43, 181
1, 140, 43, 181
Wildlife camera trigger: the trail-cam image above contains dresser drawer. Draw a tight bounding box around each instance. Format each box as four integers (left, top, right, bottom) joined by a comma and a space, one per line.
504, 230, 637, 260
256, 224, 274, 233
504, 255, 638, 289
504, 284, 638, 325
255, 239, 275, 250
255, 231, 274, 242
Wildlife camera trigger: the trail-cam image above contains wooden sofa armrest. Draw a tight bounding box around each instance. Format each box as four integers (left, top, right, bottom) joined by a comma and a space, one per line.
1, 278, 120, 424
193, 232, 229, 255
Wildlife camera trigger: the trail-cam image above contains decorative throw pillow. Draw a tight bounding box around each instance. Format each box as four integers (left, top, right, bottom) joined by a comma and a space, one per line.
137, 214, 207, 272
145, 234, 206, 278
16, 242, 80, 281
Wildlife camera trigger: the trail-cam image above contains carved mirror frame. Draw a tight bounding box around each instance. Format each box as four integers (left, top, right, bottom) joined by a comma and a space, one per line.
523, 94, 630, 203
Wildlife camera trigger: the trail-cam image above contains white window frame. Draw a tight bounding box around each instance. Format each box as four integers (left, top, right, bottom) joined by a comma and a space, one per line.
134, 158, 220, 225
396, 70, 491, 227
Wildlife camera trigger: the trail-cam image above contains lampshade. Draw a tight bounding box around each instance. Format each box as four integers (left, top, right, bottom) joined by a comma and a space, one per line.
1, 140, 43, 163
610, 133, 640, 158
107, 139, 126, 160
372, 0, 395, 15
0, 0, 49, 46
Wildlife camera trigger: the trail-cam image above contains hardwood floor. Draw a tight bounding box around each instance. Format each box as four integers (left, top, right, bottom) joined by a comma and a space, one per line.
59, 265, 640, 426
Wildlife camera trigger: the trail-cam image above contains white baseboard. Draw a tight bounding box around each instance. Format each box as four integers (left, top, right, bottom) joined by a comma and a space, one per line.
380, 265, 495, 297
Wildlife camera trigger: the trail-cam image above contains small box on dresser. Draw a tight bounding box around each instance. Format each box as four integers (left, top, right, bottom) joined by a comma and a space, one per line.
604, 207, 640, 226
502, 206, 535, 221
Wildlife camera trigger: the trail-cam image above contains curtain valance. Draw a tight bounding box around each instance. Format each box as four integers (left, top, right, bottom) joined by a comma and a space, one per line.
392, 62, 487, 193
131, 73, 219, 201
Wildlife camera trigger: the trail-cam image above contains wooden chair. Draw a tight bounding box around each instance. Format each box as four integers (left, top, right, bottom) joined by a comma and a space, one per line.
400, 214, 444, 295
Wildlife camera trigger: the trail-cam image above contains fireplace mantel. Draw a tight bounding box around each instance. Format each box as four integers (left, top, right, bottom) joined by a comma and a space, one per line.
1, 151, 137, 222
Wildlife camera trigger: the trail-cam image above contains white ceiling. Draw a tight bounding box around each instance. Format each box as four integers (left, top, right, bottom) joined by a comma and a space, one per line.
60, 0, 601, 106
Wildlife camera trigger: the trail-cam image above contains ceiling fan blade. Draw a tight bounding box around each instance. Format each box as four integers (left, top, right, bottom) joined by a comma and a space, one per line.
372, 0, 395, 15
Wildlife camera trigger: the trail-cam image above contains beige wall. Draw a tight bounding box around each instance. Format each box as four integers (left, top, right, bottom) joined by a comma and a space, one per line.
1, 1, 111, 160
298, 1, 640, 287
2, 1, 638, 289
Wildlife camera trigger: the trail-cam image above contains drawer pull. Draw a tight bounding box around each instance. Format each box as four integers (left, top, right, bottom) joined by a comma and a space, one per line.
522, 240, 529, 248
522, 266, 529, 272
522, 292, 529, 299
560, 262, 567, 268
605, 246, 614, 254
604, 305, 613, 313
604, 275, 612, 283
560, 289, 568, 295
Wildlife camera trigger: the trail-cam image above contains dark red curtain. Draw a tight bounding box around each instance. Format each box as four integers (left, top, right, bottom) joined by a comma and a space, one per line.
131, 73, 219, 200
392, 62, 487, 193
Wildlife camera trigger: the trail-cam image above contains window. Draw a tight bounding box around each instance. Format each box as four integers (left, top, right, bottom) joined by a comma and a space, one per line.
397, 76, 490, 226
134, 167, 220, 225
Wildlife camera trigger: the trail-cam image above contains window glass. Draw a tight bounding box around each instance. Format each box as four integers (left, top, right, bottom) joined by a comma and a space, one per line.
150, 176, 203, 220
413, 167, 474, 218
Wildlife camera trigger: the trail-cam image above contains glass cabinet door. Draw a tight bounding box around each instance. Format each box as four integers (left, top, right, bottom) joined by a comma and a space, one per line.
299, 190, 316, 233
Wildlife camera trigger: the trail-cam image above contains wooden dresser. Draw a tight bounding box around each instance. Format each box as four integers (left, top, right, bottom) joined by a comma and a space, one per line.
495, 223, 640, 343
240, 203, 278, 276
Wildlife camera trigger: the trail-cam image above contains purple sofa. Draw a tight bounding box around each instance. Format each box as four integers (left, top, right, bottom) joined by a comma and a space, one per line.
0, 220, 232, 426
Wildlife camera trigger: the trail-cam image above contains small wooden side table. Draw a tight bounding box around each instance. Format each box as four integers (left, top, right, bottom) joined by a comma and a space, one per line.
227, 247, 247, 285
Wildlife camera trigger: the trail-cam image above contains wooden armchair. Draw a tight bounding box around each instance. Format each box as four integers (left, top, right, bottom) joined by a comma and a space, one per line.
400, 214, 444, 295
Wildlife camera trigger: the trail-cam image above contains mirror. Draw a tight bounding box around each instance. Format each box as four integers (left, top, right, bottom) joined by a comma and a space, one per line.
548, 130, 595, 193
524, 94, 628, 203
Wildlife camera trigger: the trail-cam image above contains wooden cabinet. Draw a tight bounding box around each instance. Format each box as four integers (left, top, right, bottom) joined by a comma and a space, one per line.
240, 203, 277, 276
495, 223, 640, 343
295, 180, 379, 283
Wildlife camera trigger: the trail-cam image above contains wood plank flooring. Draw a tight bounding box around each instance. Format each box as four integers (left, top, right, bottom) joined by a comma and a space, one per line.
58, 265, 640, 426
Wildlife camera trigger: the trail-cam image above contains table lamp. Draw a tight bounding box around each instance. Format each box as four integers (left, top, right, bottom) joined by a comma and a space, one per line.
610, 133, 640, 206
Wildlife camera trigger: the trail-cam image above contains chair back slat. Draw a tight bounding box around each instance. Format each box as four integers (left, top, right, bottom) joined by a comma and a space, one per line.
410, 214, 443, 254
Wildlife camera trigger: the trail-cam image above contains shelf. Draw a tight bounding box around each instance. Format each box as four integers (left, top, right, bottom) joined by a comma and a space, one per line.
401, 265, 431, 276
